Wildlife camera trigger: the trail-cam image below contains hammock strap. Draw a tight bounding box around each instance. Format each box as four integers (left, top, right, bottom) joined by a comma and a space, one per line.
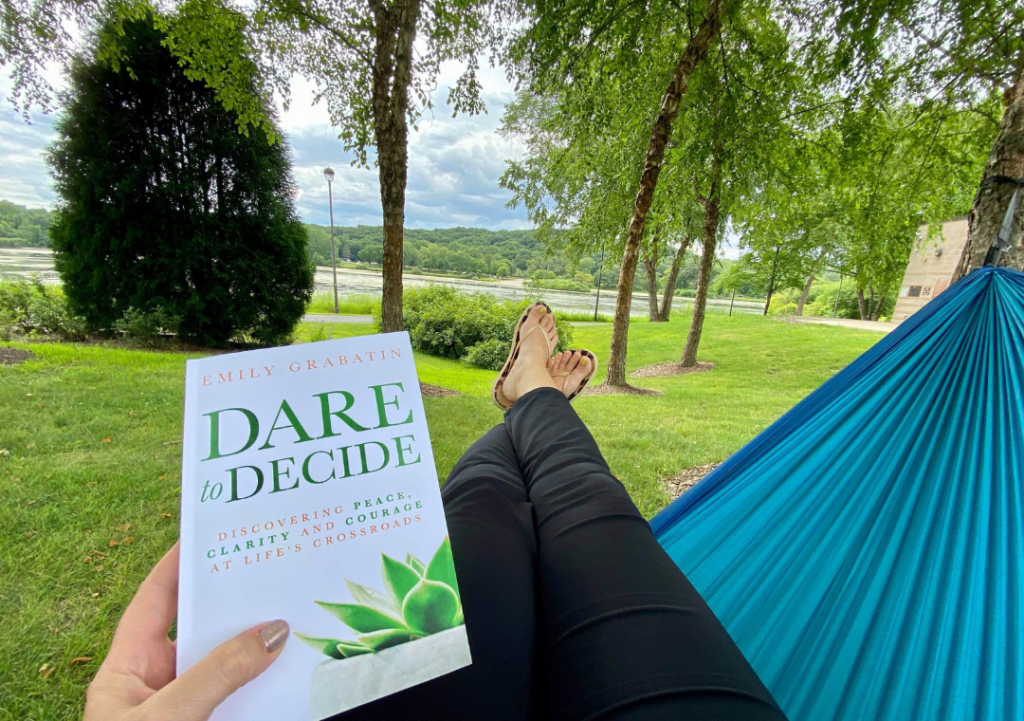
983, 175, 1024, 267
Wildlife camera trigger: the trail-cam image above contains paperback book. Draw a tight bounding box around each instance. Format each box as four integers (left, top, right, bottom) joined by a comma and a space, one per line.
177, 332, 471, 720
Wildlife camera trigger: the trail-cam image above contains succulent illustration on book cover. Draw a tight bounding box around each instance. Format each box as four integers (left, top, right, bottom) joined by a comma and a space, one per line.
296, 536, 463, 658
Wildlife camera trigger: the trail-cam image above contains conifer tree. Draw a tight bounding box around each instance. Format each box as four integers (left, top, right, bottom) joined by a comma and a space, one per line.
47, 16, 312, 346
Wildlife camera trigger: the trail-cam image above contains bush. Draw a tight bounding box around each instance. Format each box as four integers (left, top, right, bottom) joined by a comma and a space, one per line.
463, 338, 510, 370
389, 285, 573, 369
112, 307, 181, 341
526, 277, 590, 293
0, 277, 87, 340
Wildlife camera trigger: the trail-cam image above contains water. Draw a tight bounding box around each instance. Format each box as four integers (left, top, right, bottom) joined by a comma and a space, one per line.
0, 247, 764, 317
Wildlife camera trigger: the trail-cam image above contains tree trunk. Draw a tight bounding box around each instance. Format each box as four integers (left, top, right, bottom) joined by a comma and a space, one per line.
795, 247, 826, 316
955, 67, 1024, 278
642, 242, 661, 321
763, 247, 779, 316
604, 0, 724, 386
682, 155, 723, 368
795, 274, 814, 316
856, 288, 868, 320
681, 208, 719, 366
659, 236, 691, 321
371, 0, 421, 333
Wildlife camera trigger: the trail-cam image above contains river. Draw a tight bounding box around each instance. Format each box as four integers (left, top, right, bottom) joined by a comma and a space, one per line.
0, 247, 763, 317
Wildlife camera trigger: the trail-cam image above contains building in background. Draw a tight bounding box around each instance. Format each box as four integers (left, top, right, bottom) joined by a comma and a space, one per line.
892, 217, 968, 324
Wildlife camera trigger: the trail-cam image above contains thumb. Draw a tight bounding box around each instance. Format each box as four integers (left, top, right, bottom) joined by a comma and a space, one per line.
149, 620, 289, 721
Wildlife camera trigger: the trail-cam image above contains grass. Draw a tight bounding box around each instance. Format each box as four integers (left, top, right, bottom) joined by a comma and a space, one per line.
306, 292, 381, 316
557, 311, 613, 323
0, 313, 883, 720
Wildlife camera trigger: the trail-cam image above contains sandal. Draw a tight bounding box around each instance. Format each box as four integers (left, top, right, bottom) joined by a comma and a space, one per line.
492, 302, 556, 411
549, 349, 598, 402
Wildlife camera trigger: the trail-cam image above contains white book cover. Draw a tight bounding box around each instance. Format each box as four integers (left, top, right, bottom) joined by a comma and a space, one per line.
177, 332, 471, 720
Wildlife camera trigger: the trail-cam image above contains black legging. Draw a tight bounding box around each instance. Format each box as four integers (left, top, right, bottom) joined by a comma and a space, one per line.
333, 387, 786, 721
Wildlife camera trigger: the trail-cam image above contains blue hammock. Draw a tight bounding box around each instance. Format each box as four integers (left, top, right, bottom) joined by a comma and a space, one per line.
652, 267, 1024, 721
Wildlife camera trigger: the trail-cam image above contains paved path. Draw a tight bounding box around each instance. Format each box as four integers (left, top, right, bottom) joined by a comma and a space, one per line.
784, 316, 893, 334
302, 314, 374, 324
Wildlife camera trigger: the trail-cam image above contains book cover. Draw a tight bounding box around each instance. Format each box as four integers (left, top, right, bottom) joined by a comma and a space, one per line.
176, 332, 471, 720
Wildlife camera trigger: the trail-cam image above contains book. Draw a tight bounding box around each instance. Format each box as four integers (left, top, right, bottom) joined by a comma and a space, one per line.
177, 332, 471, 720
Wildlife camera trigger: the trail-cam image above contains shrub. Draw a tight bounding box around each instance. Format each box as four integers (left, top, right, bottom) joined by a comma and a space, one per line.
112, 307, 181, 341
0, 277, 87, 340
463, 338, 511, 371
526, 277, 590, 293
390, 286, 573, 368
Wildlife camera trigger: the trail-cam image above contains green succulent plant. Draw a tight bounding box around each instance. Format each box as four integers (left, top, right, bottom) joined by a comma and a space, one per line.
296, 537, 464, 659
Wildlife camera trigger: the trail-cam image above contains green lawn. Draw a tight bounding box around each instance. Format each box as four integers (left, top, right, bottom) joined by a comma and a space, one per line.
0, 314, 882, 720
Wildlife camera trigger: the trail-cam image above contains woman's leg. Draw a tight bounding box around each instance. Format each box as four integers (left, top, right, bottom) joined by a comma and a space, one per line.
333, 424, 539, 721
505, 388, 787, 721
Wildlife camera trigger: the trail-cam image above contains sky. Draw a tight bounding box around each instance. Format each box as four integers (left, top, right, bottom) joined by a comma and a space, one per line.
0, 56, 742, 257
0, 58, 534, 230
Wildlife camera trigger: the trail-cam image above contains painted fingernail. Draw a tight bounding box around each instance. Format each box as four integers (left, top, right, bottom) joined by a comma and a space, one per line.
258, 620, 289, 653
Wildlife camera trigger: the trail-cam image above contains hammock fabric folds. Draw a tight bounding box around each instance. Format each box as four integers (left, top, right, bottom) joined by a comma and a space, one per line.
651, 267, 1024, 721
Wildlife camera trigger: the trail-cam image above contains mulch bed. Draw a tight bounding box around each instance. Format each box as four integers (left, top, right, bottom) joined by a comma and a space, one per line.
420, 382, 460, 398
581, 382, 663, 397
0, 347, 35, 365
632, 361, 715, 378
664, 463, 720, 501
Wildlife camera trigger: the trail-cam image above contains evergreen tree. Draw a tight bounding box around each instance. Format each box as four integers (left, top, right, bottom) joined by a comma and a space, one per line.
47, 16, 312, 346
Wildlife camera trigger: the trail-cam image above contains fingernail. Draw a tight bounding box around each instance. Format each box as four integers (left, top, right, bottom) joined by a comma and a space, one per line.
258, 620, 289, 653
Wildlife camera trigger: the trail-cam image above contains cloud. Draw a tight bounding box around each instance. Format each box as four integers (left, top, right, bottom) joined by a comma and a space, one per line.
1, 58, 531, 230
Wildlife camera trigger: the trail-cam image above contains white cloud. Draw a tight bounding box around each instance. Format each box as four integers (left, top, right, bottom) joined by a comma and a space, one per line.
1, 55, 531, 230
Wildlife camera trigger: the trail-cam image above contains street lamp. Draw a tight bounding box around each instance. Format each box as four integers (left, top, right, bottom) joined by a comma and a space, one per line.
324, 167, 339, 314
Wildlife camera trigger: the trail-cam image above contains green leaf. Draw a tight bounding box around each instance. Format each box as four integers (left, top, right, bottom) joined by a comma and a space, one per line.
453, 608, 464, 627
346, 580, 400, 616
401, 579, 460, 635
294, 632, 348, 659
336, 640, 375, 658
357, 628, 418, 651
381, 554, 421, 607
315, 601, 406, 633
425, 536, 460, 601
405, 553, 426, 576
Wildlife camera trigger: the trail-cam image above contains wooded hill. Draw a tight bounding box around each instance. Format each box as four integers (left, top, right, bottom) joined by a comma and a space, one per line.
0, 201, 51, 248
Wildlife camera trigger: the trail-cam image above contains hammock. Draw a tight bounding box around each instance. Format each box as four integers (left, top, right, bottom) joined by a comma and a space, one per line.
652, 266, 1024, 721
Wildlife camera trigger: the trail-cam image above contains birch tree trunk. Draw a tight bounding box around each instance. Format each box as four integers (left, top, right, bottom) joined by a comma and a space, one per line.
795, 275, 814, 316
954, 67, 1024, 277
371, 0, 420, 333
682, 152, 723, 368
763, 247, 780, 316
643, 243, 662, 321
659, 236, 691, 321
604, 0, 724, 386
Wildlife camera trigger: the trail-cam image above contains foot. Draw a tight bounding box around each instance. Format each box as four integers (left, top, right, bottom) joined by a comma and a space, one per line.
547, 350, 591, 398
503, 304, 558, 404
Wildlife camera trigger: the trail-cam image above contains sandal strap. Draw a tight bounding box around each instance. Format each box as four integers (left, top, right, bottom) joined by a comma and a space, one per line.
520, 322, 556, 355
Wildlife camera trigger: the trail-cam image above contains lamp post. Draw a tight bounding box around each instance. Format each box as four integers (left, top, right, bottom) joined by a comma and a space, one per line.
324, 167, 339, 313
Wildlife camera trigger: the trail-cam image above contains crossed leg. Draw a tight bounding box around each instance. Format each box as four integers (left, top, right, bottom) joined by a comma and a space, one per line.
331, 423, 540, 721
505, 387, 787, 721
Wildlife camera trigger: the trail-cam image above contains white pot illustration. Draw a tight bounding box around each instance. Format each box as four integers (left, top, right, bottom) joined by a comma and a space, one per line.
308, 625, 472, 720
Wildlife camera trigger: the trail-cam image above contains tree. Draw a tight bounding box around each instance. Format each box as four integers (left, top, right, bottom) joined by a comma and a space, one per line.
818, 0, 1024, 275
503, 0, 732, 385
47, 16, 312, 345
2, 0, 492, 334
163, 0, 493, 332
604, 0, 725, 384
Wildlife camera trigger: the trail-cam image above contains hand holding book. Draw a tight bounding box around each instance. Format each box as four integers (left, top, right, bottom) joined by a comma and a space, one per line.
82, 544, 289, 721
